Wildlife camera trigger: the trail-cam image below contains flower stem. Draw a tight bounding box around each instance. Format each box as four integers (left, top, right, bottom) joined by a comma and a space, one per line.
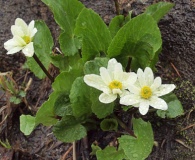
33, 54, 54, 83
113, 114, 136, 138
113, 0, 120, 15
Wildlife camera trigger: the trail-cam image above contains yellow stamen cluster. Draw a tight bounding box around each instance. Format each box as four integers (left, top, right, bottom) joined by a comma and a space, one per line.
109, 80, 122, 90
23, 36, 31, 44
140, 86, 152, 99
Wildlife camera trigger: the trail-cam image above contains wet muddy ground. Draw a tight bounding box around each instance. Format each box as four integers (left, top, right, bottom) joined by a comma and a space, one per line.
0, 0, 195, 159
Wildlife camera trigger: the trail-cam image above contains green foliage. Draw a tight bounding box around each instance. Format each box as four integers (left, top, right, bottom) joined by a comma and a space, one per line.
157, 93, 184, 118
54, 93, 72, 117
26, 20, 53, 79
42, 0, 84, 56
100, 118, 118, 131
90, 143, 101, 156
96, 146, 126, 160
90, 89, 114, 119
144, 2, 174, 22
0, 139, 11, 149
17, 2, 184, 159
70, 77, 92, 118
52, 67, 83, 93
53, 115, 87, 142
74, 8, 112, 61
118, 118, 154, 160
51, 54, 81, 72
108, 14, 162, 70
20, 115, 36, 136
84, 57, 109, 75
109, 15, 125, 38
35, 91, 58, 126
109, 11, 132, 38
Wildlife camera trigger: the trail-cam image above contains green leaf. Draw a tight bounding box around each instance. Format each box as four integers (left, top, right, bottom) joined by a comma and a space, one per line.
109, 11, 133, 38
90, 89, 114, 119
10, 96, 21, 104
96, 146, 126, 160
100, 118, 118, 131
18, 90, 26, 97
35, 91, 58, 126
26, 20, 53, 79
53, 115, 87, 142
109, 15, 124, 38
54, 93, 72, 117
157, 93, 184, 118
84, 57, 109, 75
144, 2, 174, 22
52, 67, 83, 93
20, 115, 36, 135
70, 77, 92, 118
51, 54, 80, 72
74, 8, 112, 61
108, 14, 162, 70
90, 143, 101, 156
118, 118, 154, 160
42, 0, 84, 56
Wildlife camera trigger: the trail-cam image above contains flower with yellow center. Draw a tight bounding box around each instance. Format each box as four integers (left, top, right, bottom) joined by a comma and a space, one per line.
84, 58, 137, 104
120, 67, 176, 115
4, 18, 37, 57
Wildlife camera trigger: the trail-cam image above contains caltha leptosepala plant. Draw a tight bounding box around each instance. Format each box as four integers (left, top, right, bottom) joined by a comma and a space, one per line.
4, 1, 183, 159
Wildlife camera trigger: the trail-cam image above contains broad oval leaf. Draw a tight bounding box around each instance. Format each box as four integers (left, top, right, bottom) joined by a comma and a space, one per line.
41, 0, 84, 56
144, 2, 174, 22
69, 77, 92, 119
35, 91, 59, 126
118, 118, 154, 160
90, 88, 114, 119
84, 57, 109, 75
20, 115, 36, 135
157, 93, 184, 118
96, 146, 126, 160
53, 115, 87, 142
108, 14, 162, 70
74, 8, 112, 61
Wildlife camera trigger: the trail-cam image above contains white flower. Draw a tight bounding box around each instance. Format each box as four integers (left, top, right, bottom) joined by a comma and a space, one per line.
120, 67, 176, 115
4, 18, 37, 57
84, 58, 137, 104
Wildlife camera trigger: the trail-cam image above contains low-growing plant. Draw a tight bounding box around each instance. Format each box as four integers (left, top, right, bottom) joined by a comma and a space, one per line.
4, 0, 184, 159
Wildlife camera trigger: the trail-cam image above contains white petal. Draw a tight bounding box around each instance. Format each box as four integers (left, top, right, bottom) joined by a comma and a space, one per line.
144, 67, 154, 86
137, 68, 146, 87
151, 77, 162, 91
107, 58, 118, 73
13, 35, 26, 46
84, 74, 110, 93
15, 18, 28, 34
4, 39, 17, 50
11, 25, 24, 37
112, 89, 122, 95
99, 93, 117, 103
28, 20, 37, 37
31, 28, 38, 38
7, 46, 23, 54
127, 84, 140, 95
113, 62, 123, 80
120, 94, 140, 106
154, 84, 176, 97
149, 97, 168, 110
123, 72, 137, 88
139, 101, 150, 115
22, 42, 34, 57
100, 67, 112, 85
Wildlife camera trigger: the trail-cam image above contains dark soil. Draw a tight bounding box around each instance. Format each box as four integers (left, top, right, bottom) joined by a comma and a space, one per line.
0, 0, 195, 160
